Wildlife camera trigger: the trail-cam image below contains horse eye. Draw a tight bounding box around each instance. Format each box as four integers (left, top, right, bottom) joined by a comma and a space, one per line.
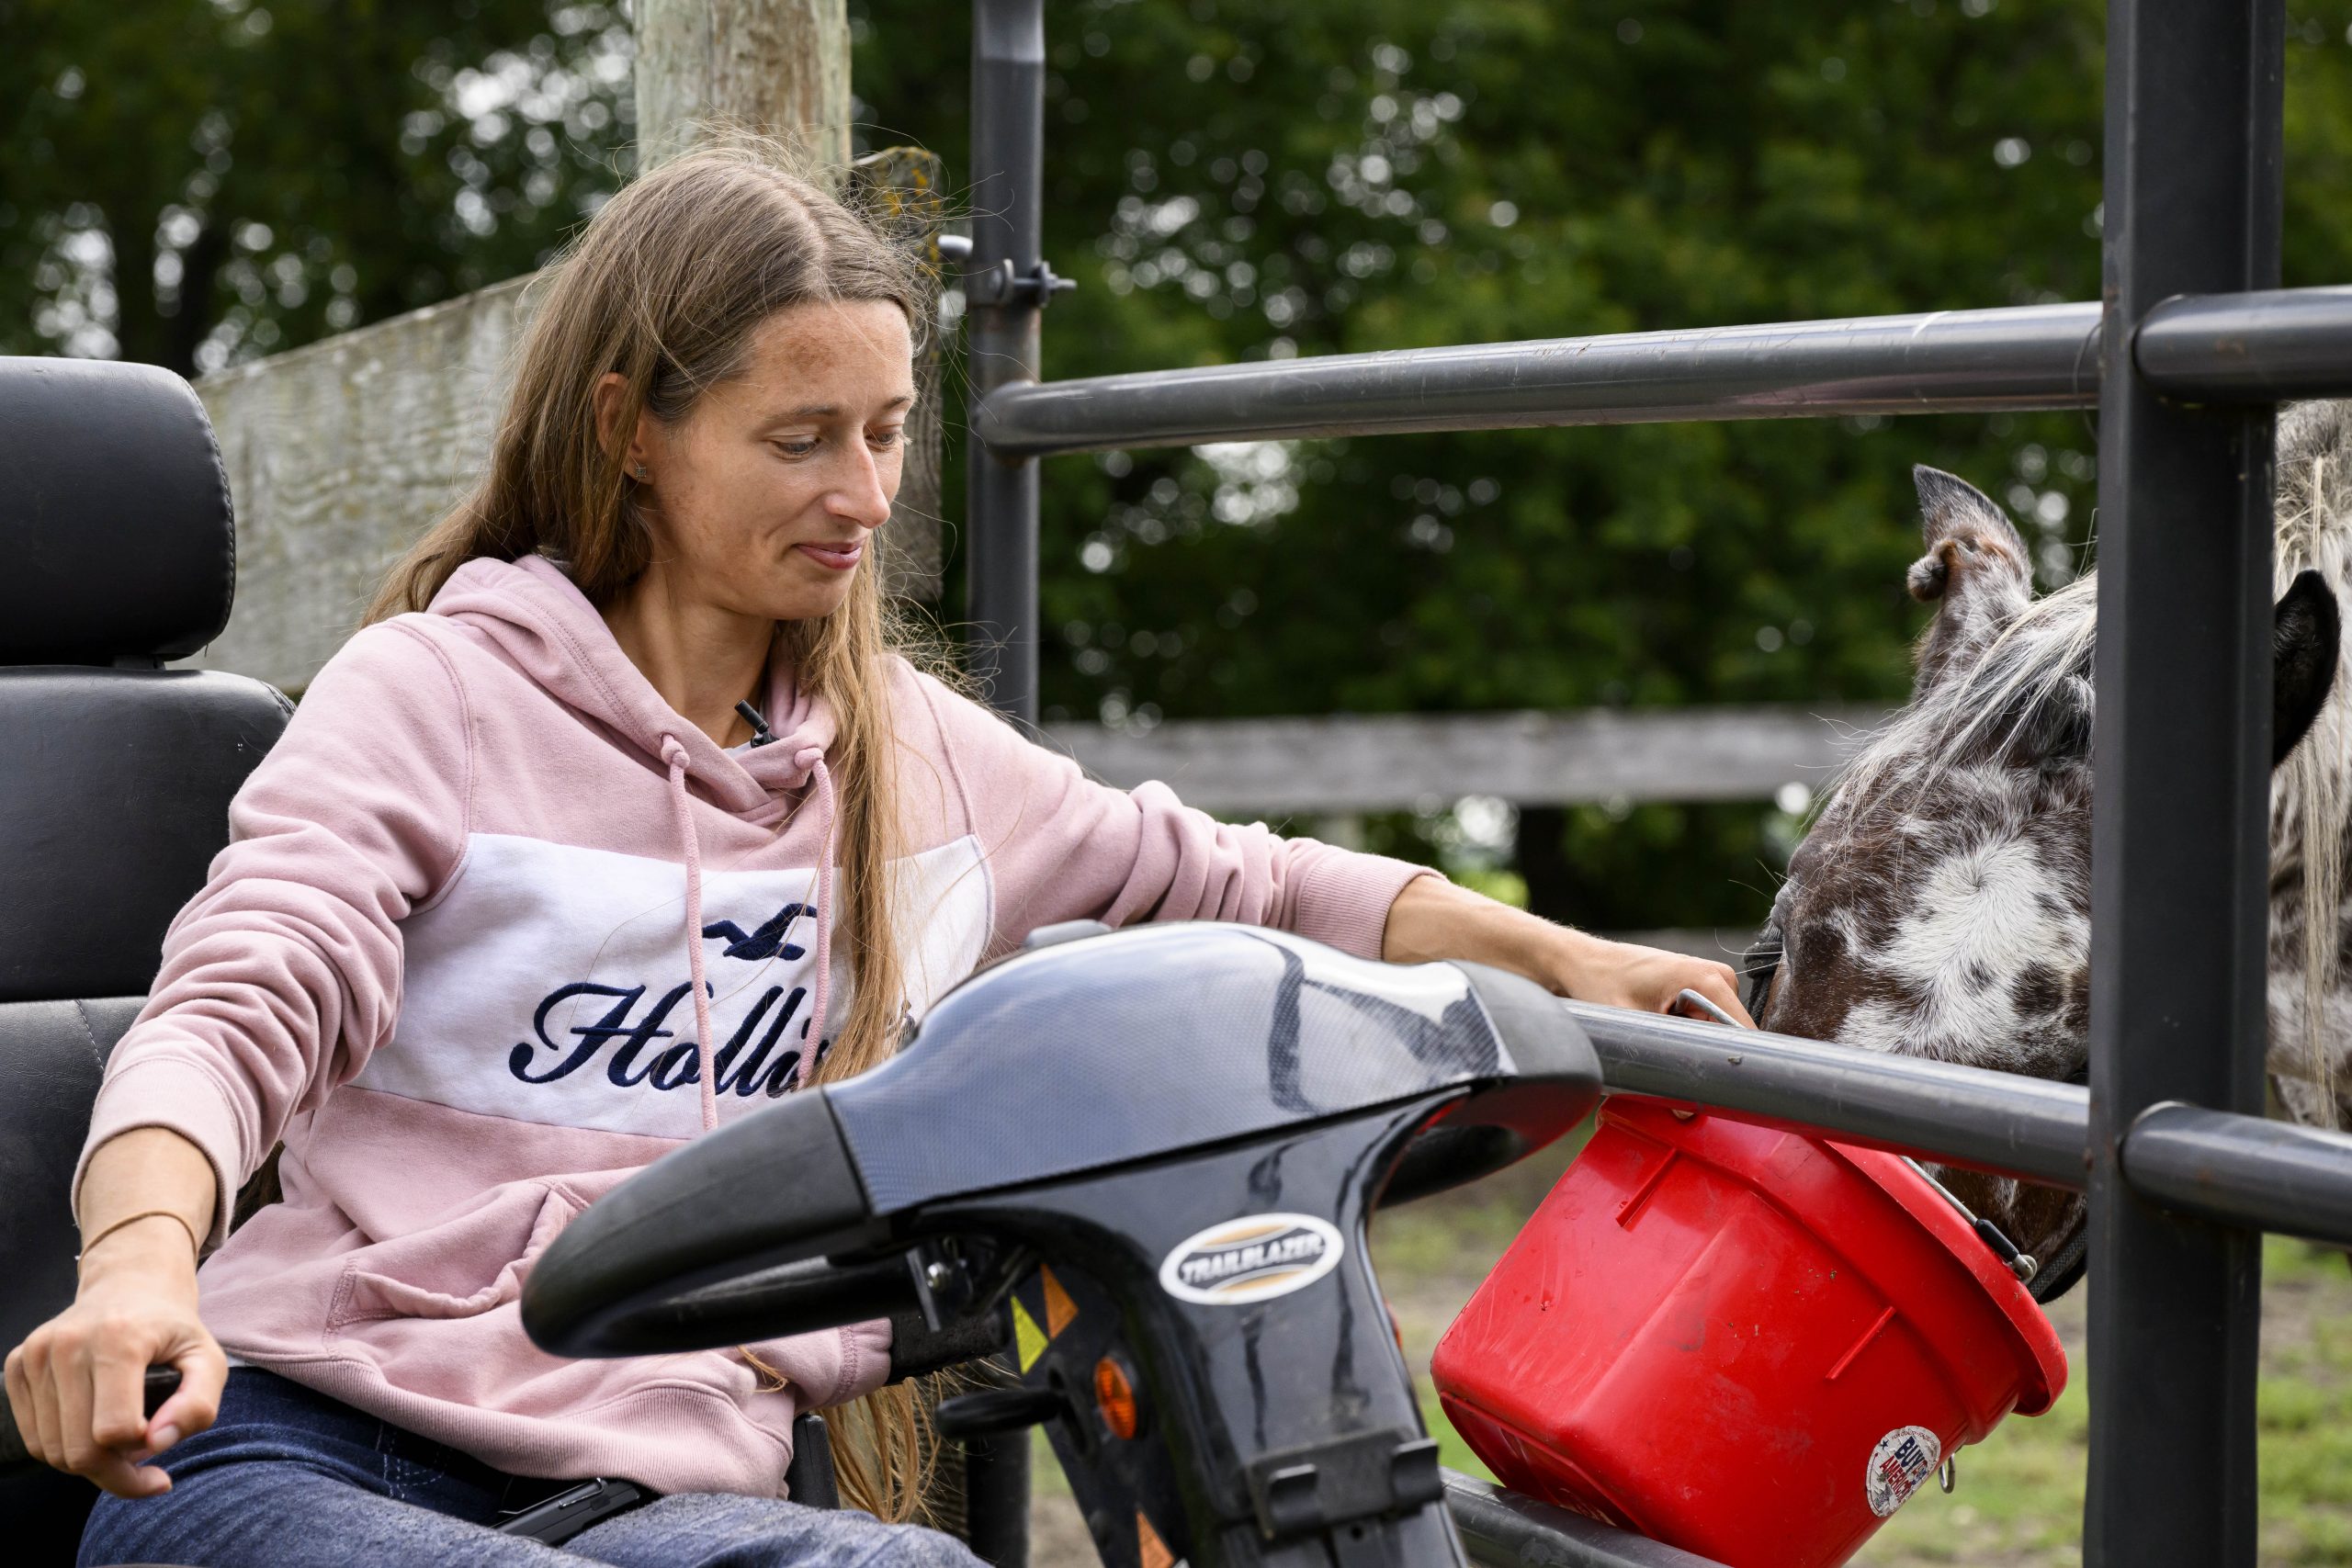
1741, 932, 1783, 1017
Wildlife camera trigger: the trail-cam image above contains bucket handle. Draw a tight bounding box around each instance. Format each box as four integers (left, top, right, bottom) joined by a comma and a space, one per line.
1900, 1156, 2039, 1284
1672, 987, 1744, 1029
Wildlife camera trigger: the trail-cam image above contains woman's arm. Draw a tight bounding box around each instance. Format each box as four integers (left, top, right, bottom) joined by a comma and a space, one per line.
4, 1127, 227, 1498
75, 620, 471, 1250
907, 671, 1427, 960
904, 668, 1754, 1019
1379, 873, 1754, 1024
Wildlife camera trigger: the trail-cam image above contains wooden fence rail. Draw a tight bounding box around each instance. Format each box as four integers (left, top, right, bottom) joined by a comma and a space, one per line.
1045, 704, 1887, 814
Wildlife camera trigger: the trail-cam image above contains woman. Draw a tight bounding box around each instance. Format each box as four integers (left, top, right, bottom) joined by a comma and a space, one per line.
6, 143, 1750, 1567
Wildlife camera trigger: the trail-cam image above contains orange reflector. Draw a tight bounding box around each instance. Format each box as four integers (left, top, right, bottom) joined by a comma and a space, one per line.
1041, 1266, 1080, 1338
1093, 1355, 1139, 1440
1136, 1509, 1176, 1568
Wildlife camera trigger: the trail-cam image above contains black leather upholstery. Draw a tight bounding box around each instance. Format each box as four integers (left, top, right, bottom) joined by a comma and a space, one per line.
0, 669, 289, 1002
0, 998, 153, 1561
0, 358, 285, 1565
0, 357, 235, 665
0, 999, 145, 1366
0, 667, 291, 1001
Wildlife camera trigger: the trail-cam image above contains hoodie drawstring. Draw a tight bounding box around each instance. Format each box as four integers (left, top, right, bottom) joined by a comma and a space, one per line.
795, 746, 839, 1065
662, 738, 721, 1133
662, 735, 840, 1134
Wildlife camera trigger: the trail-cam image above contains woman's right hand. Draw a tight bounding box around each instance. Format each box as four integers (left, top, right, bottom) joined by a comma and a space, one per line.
6, 1126, 228, 1499
5, 1216, 227, 1498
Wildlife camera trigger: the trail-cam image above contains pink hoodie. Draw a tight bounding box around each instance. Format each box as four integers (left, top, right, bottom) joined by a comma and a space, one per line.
75, 553, 1430, 1499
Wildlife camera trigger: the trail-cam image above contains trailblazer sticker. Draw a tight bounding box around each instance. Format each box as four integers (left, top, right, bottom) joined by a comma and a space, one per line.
1159, 1214, 1345, 1305
1864, 1426, 1941, 1517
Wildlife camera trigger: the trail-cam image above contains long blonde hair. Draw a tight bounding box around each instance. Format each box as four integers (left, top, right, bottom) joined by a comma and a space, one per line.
369, 140, 935, 1520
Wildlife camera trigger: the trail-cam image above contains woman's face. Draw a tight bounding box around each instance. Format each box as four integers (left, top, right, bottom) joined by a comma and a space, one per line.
633, 299, 915, 624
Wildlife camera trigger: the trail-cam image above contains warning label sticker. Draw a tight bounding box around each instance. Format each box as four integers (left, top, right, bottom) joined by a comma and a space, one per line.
1864, 1426, 1941, 1517
1012, 1297, 1049, 1373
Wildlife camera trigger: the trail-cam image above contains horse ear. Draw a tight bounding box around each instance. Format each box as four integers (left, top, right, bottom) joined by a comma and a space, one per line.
1906, 466, 2033, 688
2274, 569, 2339, 766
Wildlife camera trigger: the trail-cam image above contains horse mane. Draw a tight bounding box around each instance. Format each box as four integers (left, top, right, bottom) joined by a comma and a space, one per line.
2272, 400, 2352, 1111
1825, 401, 2352, 1107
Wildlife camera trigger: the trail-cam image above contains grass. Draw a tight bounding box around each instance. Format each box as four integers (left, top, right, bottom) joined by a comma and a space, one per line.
1861, 1235, 2352, 1567
1025, 1146, 2352, 1567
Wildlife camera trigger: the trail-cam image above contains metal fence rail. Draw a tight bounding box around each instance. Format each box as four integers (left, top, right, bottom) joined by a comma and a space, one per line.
1569, 1003, 2352, 1252
962, 1, 2352, 1562
1564, 1002, 2090, 1192
2137, 286, 2352, 401
977, 301, 2105, 457
977, 284, 2352, 459
2119, 1105, 2352, 1247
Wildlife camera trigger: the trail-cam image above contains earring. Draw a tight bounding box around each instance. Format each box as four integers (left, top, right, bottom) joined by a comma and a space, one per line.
631, 463, 650, 479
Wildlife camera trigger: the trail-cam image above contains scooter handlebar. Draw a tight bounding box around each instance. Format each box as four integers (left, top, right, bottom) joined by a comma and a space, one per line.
523, 1092, 887, 1359
544, 1254, 927, 1359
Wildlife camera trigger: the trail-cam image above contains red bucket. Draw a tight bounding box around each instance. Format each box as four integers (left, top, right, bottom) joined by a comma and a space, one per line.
1430, 1097, 2066, 1568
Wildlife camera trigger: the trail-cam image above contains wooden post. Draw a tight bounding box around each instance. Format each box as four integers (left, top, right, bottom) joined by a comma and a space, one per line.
634, 0, 852, 168
847, 146, 948, 602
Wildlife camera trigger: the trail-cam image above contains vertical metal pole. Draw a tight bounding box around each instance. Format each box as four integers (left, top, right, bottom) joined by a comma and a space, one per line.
966, 0, 1046, 723
2086, 5, 2283, 1565
961, 14, 1042, 1552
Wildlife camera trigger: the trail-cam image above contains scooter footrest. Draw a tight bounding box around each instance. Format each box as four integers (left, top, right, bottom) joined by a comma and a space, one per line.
933, 1384, 1068, 1441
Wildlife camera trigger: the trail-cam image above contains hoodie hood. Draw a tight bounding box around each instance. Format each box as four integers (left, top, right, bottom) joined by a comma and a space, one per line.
430, 553, 837, 815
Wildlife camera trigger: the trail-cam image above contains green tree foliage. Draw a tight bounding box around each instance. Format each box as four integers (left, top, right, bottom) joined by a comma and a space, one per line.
11, 1, 2352, 927
0, 0, 631, 374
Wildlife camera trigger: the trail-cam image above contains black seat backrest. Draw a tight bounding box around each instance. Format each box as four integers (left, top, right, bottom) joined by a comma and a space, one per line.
0, 356, 290, 1558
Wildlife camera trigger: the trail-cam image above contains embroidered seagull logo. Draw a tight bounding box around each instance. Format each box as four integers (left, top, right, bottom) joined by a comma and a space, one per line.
701, 902, 813, 963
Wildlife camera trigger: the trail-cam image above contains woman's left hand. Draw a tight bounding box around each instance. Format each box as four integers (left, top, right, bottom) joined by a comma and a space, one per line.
1543, 931, 1754, 1026
1380, 873, 1755, 1027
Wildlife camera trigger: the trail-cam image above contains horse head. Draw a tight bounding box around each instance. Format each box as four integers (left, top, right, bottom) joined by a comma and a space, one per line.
1748, 451, 2342, 1292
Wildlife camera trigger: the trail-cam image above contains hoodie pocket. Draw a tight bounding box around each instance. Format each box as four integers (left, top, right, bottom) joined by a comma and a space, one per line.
328, 1179, 580, 1329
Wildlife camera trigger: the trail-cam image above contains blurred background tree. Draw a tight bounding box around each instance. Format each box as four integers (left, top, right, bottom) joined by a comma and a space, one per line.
0, 0, 633, 373
10, 0, 2352, 933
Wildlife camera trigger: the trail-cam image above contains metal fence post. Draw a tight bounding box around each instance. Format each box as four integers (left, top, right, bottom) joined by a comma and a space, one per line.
966, 0, 1046, 724
961, 20, 1044, 1563
2085, 5, 2284, 1564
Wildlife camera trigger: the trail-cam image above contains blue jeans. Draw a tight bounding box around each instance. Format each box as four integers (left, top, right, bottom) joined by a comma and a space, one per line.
81, 1368, 980, 1568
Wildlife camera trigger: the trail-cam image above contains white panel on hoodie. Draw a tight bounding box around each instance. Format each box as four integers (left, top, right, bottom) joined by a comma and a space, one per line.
356, 831, 991, 1136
